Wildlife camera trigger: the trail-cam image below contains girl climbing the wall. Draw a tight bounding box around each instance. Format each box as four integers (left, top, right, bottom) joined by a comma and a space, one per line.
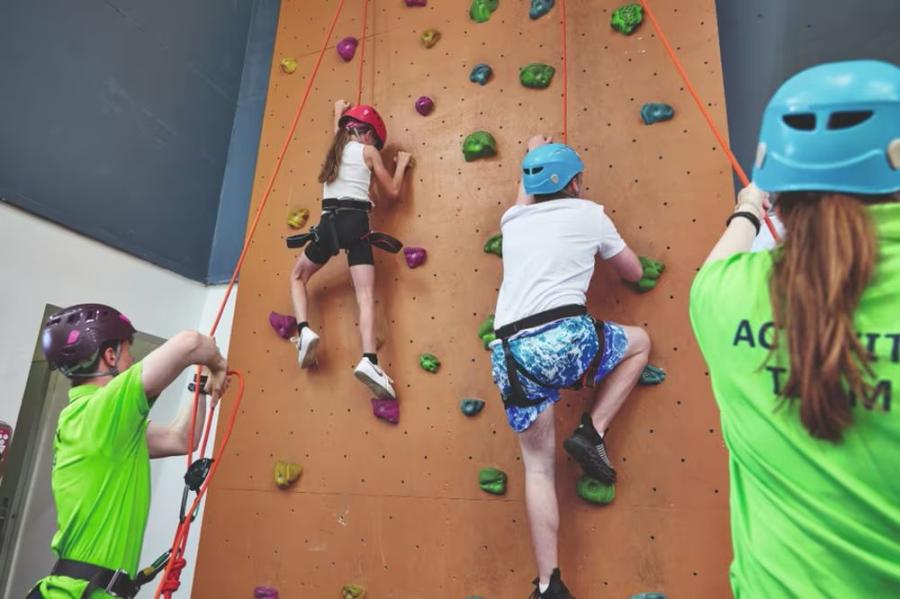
690, 60, 900, 597
289, 99, 412, 400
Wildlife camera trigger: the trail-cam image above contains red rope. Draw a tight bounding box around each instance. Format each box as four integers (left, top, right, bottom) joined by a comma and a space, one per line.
356, 0, 370, 105
636, 0, 780, 241
155, 0, 349, 595
560, 0, 568, 143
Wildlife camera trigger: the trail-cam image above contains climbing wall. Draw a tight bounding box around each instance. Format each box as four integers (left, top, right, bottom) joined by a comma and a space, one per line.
194, 1, 736, 596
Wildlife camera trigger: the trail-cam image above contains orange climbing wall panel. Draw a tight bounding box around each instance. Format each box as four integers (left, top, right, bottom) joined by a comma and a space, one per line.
194, 1, 736, 597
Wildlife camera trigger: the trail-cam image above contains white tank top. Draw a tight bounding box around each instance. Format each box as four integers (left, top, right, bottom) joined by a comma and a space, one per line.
323, 141, 372, 202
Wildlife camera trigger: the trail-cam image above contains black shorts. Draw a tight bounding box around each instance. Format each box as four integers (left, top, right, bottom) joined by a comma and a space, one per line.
304, 200, 374, 266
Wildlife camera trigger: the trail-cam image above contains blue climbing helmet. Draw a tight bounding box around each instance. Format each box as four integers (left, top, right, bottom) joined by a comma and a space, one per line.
522, 143, 585, 195
753, 59, 900, 195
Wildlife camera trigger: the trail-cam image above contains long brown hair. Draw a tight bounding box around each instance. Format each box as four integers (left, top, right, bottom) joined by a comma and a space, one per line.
768, 192, 884, 442
318, 128, 352, 184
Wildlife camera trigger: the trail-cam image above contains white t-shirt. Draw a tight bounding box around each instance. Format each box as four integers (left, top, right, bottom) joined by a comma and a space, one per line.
323, 141, 372, 202
494, 198, 626, 328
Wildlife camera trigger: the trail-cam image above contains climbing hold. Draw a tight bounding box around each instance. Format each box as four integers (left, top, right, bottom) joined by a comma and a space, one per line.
479, 467, 507, 495
628, 256, 666, 293
639, 364, 666, 385
469, 63, 493, 86
254, 587, 279, 599
268, 312, 297, 340
529, 0, 554, 19
371, 398, 399, 424
640, 103, 674, 125
419, 353, 441, 373
469, 0, 499, 23
273, 461, 302, 489
337, 37, 358, 62
630, 594, 667, 599
463, 131, 497, 162
421, 28, 441, 49
483, 233, 502, 257
477, 314, 496, 349
610, 3, 643, 35
403, 246, 427, 268
460, 398, 486, 416
287, 208, 310, 230
341, 584, 366, 599
280, 57, 298, 74
415, 96, 435, 116
405, 0, 427, 5
520, 63, 556, 89
576, 476, 615, 505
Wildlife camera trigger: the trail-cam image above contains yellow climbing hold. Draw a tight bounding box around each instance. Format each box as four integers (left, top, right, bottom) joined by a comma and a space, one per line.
341, 583, 366, 599
273, 461, 302, 489
287, 208, 309, 230
280, 57, 298, 74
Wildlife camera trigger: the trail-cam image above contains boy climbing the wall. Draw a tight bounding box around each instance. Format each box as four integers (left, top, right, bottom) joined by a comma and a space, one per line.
489, 136, 652, 598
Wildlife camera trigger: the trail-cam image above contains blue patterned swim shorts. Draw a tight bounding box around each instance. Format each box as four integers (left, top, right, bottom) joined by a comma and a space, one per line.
490, 316, 629, 433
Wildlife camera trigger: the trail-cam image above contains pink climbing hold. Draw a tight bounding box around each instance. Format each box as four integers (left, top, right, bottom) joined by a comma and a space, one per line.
405, 0, 427, 5
415, 96, 434, 116
403, 246, 427, 268
254, 587, 279, 599
371, 398, 399, 424
337, 37, 358, 62
268, 311, 297, 340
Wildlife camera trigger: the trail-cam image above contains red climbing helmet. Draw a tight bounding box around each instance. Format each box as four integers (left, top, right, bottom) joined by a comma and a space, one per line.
41, 303, 136, 376
338, 104, 387, 149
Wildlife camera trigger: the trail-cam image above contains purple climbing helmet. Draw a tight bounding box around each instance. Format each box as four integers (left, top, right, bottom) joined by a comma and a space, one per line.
41, 303, 136, 376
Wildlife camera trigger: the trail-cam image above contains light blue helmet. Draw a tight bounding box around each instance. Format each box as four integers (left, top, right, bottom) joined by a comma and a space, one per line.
522, 143, 585, 195
753, 60, 900, 195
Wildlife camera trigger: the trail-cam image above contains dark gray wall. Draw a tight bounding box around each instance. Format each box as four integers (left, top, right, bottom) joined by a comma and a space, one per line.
716, 0, 900, 191
0, 0, 276, 283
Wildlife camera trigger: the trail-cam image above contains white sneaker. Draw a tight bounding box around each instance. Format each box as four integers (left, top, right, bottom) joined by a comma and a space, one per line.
290, 327, 320, 368
353, 357, 396, 399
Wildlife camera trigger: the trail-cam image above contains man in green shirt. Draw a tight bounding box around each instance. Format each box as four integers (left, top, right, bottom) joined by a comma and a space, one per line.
29, 303, 228, 598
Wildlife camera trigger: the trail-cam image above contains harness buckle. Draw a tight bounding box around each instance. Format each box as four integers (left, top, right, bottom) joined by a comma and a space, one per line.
104, 569, 131, 598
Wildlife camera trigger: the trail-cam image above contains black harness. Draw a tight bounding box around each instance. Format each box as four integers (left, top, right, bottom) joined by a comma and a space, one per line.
285, 197, 402, 254
27, 552, 170, 599
494, 304, 606, 408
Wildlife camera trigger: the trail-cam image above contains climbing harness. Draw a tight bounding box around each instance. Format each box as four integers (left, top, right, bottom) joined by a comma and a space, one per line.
26, 552, 171, 599
494, 304, 606, 408
285, 198, 403, 255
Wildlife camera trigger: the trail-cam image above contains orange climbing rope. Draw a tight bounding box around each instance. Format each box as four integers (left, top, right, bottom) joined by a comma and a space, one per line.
356, 0, 371, 105
636, 0, 779, 240
154, 0, 349, 596
559, 0, 568, 143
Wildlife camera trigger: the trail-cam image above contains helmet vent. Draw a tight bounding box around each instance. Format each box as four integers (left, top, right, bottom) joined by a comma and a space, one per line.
782, 113, 816, 130
524, 167, 544, 175
827, 110, 873, 130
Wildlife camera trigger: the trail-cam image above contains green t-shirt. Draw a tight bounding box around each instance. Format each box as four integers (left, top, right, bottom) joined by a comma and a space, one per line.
33, 362, 151, 598
689, 203, 900, 598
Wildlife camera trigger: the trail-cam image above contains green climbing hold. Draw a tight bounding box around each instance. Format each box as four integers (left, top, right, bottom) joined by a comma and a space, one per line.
478, 314, 496, 349
460, 398, 486, 416
641, 103, 674, 125
419, 353, 441, 373
576, 476, 615, 505
519, 63, 556, 89
479, 467, 507, 495
640, 364, 665, 385
470, 0, 499, 23
611, 3, 643, 35
341, 584, 366, 599
628, 256, 665, 293
463, 131, 497, 162
483, 233, 502, 257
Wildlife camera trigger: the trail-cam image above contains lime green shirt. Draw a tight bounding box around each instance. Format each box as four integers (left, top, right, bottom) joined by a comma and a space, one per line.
689, 203, 900, 598
34, 362, 151, 598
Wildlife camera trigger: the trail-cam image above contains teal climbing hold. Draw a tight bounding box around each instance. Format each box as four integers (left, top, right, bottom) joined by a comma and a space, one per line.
576, 476, 615, 505
463, 131, 497, 162
478, 314, 496, 349
470, 0, 498, 23
520, 63, 556, 89
611, 3, 643, 35
479, 467, 507, 495
483, 233, 502, 257
641, 103, 674, 125
419, 353, 441, 373
628, 256, 665, 293
630, 594, 667, 599
640, 364, 665, 385
470, 63, 493, 86
460, 398, 486, 416
529, 0, 554, 19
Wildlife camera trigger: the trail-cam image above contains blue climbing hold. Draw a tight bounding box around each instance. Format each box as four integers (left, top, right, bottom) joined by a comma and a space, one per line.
470, 64, 493, 86
629, 594, 667, 599
530, 0, 554, 19
640, 103, 674, 125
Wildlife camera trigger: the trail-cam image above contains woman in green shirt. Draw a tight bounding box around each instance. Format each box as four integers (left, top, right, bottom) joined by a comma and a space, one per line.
690, 60, 899, 597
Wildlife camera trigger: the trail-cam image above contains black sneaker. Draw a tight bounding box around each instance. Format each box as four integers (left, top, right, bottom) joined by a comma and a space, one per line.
563, 413, 617, 483
528, 568, 575, 599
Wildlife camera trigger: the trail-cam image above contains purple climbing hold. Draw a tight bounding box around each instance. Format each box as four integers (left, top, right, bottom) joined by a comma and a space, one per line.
415, 96, 435, 116
337, 37, 358, 62
268, 311, 297, 340
371, 398, 399, 424
403, 246, 427, 268
254, 587, 279, 599
405, 0, 427, 5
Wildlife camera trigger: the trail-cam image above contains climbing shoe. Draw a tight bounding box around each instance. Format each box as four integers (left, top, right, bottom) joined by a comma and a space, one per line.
528, 568, 575, 599
353, 357, 396, 399
563, 413, 616, 483
290, 327, 320, 368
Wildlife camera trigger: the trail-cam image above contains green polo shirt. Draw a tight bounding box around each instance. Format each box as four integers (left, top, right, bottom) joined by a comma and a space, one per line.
33, 362, 151, 598
690, 203, 900, 598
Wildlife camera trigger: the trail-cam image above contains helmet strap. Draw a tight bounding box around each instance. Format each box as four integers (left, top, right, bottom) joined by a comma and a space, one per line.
61, 342, 122, 380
